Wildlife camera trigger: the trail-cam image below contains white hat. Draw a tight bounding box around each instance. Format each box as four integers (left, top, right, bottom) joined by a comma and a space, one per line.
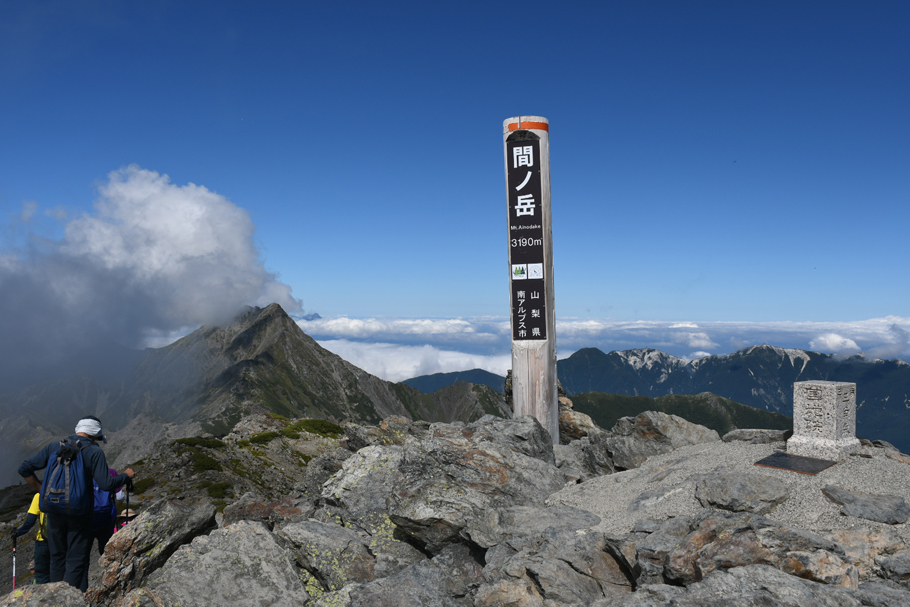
75, 416, 107, 443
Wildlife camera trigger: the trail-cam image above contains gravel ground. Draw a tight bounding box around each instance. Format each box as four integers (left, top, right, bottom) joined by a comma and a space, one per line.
547, 439, 910, 543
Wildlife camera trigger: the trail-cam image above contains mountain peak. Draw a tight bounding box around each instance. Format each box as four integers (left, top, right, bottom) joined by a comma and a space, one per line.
615, 348, 684, 371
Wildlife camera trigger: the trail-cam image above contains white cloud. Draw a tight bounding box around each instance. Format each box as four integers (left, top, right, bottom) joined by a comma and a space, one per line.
297, 315, 910, 379
865, 324, 910, 360
677, 332, 719, 349
0, 165, 299, 376
317, 339, 511, 382
299, 316, 507, 347
809, 333, 861, 355
58, 165, 298, 325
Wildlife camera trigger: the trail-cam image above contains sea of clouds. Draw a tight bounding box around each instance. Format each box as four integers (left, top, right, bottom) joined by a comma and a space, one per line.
303, 315, 910, 382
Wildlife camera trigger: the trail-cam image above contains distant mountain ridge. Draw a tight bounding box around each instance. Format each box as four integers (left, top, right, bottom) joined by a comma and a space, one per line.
558, 345, 910, 451
570, 391, 792, 438
404, 345, 910, 452
404, 369, 507, 394
0, 304, 507, 487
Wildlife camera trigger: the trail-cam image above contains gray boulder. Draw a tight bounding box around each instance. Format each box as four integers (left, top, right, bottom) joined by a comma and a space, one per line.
663, 510, 858, 589
559, 408, 597, 443
324, 416, 565, 553
296, 447, 354, 498
553, 443, 593, 482
325, 545, 482, 607
695, 467, 790, 514
822, 485, 910, 525
387, 417, 564, 552
277, 519, 377, 594
603, 565, 867, 607
477, 526, 633, 605
87, 499, 217, 606
606, 411, 720, 470
556, 428, 617, 480
603, 565, 910, 607
0, 582, 88, 606
343, 417, 432, 451
463, 505, 601, 549
114, 520, 310, 607
878, 549, 910, 585
823, 527, 908, 579
472, 508, 632, 605
221, 491, 314, 529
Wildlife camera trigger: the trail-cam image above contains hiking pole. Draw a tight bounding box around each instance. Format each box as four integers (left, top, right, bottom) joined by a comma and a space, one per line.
11, 531, 16, 590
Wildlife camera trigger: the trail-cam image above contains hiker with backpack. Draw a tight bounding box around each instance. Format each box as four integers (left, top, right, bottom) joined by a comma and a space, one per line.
10, 492, 49, 584
17, 415, 135, 591
79, 468, 126, 591
90, 468, 127, 554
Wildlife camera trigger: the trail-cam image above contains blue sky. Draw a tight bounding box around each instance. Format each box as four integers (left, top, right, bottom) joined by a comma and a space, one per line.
1, 1, 908, 381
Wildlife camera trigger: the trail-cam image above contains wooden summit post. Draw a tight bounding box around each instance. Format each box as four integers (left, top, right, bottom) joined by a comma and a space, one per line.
503, 116, 558, 444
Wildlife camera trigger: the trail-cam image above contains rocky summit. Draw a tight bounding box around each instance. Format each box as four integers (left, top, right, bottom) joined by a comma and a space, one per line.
2, 408, 910, 606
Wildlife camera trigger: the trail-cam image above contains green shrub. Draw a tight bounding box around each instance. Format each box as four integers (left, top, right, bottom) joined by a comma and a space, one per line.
189, 448, 223, 473
212, 500, 227, 513
237, 439, 250, 447
280, 428, 301, 439
205, 482, 233, 499
131, 478, 156, 494
174, 437, 226, 449
250, 431, 280, 445
288, 419, 344, 438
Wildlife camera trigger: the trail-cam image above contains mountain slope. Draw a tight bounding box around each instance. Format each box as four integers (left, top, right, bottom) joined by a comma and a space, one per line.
0, 304, 507, 487
404, 369, 507, 394
557, 347, 689, 396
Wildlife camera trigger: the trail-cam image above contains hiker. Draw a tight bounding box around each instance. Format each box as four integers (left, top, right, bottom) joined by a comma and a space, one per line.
90, 469, 126, 554
115, 508, 137, 532
17, 415, 135, 591
10, 492, 49, 584
80, 468, 126, 591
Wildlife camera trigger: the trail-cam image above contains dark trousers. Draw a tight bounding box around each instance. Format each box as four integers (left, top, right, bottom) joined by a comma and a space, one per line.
80, 524, 115, 591
34, 540, 50, 584
46, 511, 93, 590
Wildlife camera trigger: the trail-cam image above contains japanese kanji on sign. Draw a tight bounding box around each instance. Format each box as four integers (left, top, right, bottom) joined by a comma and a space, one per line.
507, 138, 547, 341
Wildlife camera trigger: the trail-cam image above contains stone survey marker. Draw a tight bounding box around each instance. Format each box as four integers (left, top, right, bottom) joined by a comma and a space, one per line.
787, 380, 861, 461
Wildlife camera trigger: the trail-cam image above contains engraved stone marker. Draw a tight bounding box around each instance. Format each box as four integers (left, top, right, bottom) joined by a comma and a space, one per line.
787, 381, 860, 461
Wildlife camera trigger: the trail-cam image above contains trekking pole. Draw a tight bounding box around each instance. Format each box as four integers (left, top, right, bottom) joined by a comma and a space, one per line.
11, 531, 16, 590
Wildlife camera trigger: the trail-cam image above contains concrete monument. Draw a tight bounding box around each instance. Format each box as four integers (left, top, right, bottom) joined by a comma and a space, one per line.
787, 381, 861, 461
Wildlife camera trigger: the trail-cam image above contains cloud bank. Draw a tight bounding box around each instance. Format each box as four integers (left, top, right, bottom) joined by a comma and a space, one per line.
317, 340, 511, 383
301, 315, 910, 381
0, 165, 299, 383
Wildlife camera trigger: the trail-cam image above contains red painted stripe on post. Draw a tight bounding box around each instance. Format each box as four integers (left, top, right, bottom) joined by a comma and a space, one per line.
507, 121, 549, 132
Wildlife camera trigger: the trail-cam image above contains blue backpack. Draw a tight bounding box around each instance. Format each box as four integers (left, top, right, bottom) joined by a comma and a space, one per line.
40, 438, 90, 516
91, 481, 117, 530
